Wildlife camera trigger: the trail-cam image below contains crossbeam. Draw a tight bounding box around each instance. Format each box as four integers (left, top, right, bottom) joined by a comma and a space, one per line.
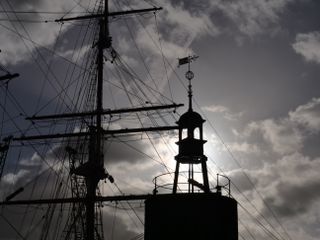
13, 126, 178, 141
26, 103, 183, 121
0, 73, 19, 82
55, 7, 162, 22
0, 194, 153, 205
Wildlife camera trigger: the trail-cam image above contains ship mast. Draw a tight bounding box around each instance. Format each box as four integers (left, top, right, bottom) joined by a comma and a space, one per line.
0, 3, 240, 237
0, 1, 183, 240
55, 1, 162, 239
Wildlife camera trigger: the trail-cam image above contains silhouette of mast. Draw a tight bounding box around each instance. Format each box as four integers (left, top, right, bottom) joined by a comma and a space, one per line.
0, 2, 181, 240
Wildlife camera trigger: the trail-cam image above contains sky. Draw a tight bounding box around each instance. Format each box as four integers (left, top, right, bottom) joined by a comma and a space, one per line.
1, 0, 320, 240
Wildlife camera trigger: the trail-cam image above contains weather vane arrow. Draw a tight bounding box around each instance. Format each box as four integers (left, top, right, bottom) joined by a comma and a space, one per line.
178, 55, 199, 67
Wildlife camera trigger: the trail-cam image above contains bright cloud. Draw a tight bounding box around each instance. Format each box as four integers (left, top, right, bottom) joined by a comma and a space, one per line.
289, 97, 320, 132
0, 0, 93, 65
163, 0, 219, 41
241, 97, 320, 156
228, 97, 320, 228
292, 31, 320, 64
2, 169, 29, 185
202, 104, 243, 121
211, 0, 293, 36
248, 119, 303, 155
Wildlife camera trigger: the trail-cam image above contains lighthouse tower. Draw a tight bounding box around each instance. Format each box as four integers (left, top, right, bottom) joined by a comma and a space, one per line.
173, 61, 209, 194
145, 56, 238, 240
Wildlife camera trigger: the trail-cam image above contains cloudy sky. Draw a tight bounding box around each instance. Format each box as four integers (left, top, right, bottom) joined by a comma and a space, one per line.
1, 0, 320, 240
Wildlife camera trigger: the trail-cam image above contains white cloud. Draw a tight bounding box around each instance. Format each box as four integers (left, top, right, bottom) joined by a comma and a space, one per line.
241, 97, 320, 156
211, 0, 293, 36
292, 31, 320, 64
19, 152, 43, 167
229, 142, 261, 154
57, 44, 91, 63
250, 119, 303, 155
289, 97, 320, 132
2, 169, 29, 185
227, 97, 320, 235
202, 104, 243, 121
136, 24, 191, 61
0, 0, 93, 65
163, 1, 219, 41
258, 153, 320, 217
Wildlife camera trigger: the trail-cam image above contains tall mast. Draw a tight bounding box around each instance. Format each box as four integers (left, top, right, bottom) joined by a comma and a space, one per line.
48, 2, 166, 240
87, 1, 109, 239
1, 2, 182, 240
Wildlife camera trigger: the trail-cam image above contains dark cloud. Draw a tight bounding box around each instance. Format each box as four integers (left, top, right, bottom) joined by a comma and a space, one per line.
168, 0, 211, 13
264, 179, 320, 218
104, 139, 151, 164
1, 0, 43, 10
102, 206, 142, 240
229, 169, 258, 193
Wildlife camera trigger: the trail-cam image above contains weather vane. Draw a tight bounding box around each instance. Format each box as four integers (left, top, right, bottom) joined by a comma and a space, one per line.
178, 55, 199, 110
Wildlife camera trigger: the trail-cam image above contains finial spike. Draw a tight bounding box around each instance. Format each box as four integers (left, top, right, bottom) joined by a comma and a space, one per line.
178, 55, 198, 111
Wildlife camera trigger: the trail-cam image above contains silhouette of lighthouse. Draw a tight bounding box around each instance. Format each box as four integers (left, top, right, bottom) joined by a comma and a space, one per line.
145, 56, 238, 240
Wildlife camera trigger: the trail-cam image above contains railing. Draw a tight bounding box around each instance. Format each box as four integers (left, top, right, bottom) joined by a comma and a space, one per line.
152, 172, 232, 197
152, 171, 200, 194
216, 174, 231, 197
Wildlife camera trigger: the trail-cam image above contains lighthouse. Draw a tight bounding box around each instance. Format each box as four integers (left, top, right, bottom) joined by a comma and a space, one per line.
144, 56, 238, 240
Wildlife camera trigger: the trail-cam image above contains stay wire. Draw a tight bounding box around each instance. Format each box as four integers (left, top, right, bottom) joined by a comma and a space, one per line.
0, 88, 75, 197
236, 199, 282, 240
55, 0, 98, 118
0, 214, 27, 240
110, 202, 117, 240
239, 218, 256, 240
1, 2, 77, 113
0, 7, 95, 116
115, 0, 162, 101
113, 182, 144, 226
113, 63, 177, 186
114, 54, 173, 103
231, 180, 287, 240
54, 17, 91, 115
205, 149, 287, 240
0, 21, 92, 73
205, 115, 290, 240
34, 23, 63, 113
154, 13, 173, 102
0, 11, 90, 15
113, 57, 177, 131
113, 136, 170, 169
107, 183, 142, 231
0, 83, 8, 137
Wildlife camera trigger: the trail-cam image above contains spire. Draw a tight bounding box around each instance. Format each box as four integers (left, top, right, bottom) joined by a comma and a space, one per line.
186, 69, 194, 111
174, 56, 209, 194
178, 55, 198, 111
